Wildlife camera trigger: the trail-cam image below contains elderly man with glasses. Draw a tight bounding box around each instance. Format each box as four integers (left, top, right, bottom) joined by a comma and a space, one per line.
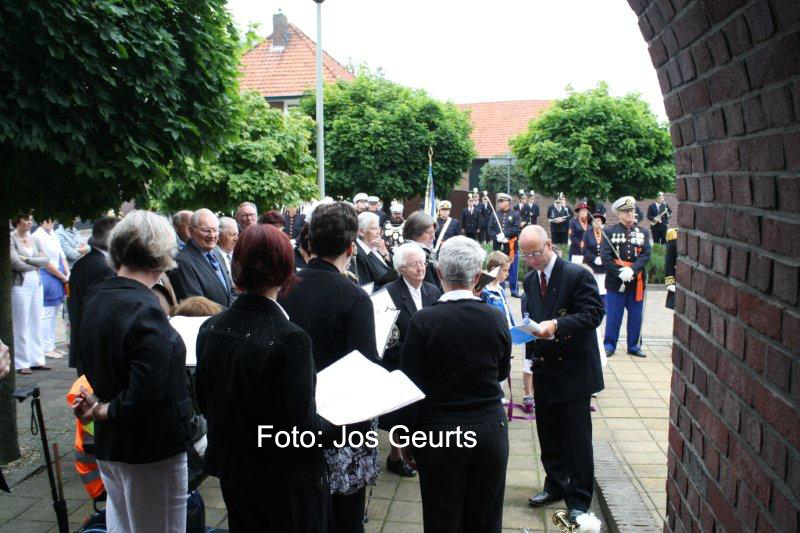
519, 224, 605, 527
169, 208, 236, 307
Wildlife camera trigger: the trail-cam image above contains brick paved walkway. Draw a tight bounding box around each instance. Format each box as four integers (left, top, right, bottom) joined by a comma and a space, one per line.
0, 292, 674, 532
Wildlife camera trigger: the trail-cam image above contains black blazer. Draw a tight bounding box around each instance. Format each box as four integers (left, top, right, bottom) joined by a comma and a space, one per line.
568, 218, 589, 256
547, 205, 572, 231
283, 212, 306, 240
67, 249, 115, 373
581, 229, 608, 274
196, 295, 331, 483
354, 241, 394, 288
278, 258, 379, 371
434, 217, 461, 244
169, 240, 236, 307
400, 298, 511, 426
647, 202, 672, 225
460, 207, 482, 234
522, 257, 605, 403
382, 278, 441, 371
80, 276, 191, 463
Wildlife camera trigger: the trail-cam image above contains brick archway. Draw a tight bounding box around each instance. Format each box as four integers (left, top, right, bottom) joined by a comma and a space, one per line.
629, 1, 799, 531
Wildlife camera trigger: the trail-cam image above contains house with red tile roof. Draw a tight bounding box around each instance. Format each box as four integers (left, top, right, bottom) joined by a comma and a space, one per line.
239, 13, 354, 113
455, 100, 553, 190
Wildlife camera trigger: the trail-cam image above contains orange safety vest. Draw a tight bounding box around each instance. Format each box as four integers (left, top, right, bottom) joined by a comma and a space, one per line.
66, 376, 105, 500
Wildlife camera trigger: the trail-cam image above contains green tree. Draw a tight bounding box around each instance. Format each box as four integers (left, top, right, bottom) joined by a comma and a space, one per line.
298, 71, 475, 201
0, 0, 239, 462
147, 91, 318, 214
510, 83, 674, 202
478, 158, 530, 195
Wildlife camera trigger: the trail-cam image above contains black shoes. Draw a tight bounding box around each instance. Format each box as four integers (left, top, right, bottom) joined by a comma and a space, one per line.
605, 348, 615, 358
528, 491, 563, 507
628, 349, 646, 358
386, 456, 417, 477
568, 509, 583, 524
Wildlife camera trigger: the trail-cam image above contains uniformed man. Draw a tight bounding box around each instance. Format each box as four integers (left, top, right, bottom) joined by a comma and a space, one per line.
526, 190, 541, 227
383, 202, 405, 250
478, 191, 492, 243
602, 196, 652, 358
547, 193, 572, 244
488, 193, 522, 296
647, 192, 673, 244
634, 203, 645, 225
515, 189, 532, 228
433, 200, 461, 251
461, 194, 482, 241
353, 192, 369, 214
282, 204, 306, 240
367, 196, 387, 226
664, 227, 677, 310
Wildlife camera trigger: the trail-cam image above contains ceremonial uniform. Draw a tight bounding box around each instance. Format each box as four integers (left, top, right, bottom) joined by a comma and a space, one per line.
568, 215, 590, 260
634, 205, 645, 225
547, 204, 572, 244
488, 204, 521, 296
282, 212, 306, 240
461, 204, 482, 240
602, 201, 651, 356
581, 221, 608, 306
433, 216, 461, 247
478, 199, 491, 243
664, 228, 677, 310
383, 219, 404, 250
525, 201, 541, 226
647, 201, 672, 244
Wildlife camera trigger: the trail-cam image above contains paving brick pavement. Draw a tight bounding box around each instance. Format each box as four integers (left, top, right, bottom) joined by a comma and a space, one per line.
0, 292, 674, 531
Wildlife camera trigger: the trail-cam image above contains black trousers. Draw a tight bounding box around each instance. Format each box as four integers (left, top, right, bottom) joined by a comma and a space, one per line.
551, 228, 568, 244
414, 415, 509, 533
220, 474, 329, 533
478, 227, 488, 243
534, 395, 594, 512
464, 231, 479, 242
330, 487, 366, 533
652, 223, 667, 244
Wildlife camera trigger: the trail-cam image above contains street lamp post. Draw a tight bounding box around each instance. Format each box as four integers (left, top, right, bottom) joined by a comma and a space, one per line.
314, 0, 325, 198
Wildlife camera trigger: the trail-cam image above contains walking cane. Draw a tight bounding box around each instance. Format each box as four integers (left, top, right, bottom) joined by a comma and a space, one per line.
13, 386, 70, 533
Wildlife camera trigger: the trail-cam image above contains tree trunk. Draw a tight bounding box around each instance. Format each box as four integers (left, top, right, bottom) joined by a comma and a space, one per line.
0, 217, 21, 463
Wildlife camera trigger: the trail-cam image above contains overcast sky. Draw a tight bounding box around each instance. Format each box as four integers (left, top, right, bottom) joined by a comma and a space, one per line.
225, 0, 667, 121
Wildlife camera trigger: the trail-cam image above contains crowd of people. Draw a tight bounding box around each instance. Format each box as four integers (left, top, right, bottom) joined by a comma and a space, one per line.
5, 188, 672, 532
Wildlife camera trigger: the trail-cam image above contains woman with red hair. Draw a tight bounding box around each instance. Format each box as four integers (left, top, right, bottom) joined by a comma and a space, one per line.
195, 224, 332, 532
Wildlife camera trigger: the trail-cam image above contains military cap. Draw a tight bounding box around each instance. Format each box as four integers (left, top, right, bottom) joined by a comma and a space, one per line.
437, 200, 452, 210
612, 196, 637, 212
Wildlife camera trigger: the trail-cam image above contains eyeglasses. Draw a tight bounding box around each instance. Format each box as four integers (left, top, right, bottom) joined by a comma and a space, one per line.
195, 227, 219, 236
520, 245, 548, 259
405, 261, 428, 269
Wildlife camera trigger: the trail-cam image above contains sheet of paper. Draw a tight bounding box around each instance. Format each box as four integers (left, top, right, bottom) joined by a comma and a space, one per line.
169, 316, 211, 367
315, 351, 425, 425
360, 282, 374, 295
571, 255, 585, 264
370, 288, 400, 357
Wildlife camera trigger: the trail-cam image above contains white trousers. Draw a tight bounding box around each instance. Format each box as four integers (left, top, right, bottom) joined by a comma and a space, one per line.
97, 452, 187, 533
41, 303, 61, 352
11, 279, 44, 370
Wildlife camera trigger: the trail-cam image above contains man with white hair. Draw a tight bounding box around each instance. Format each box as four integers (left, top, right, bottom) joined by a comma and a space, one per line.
217, 216, 238, 275
234, 201, 258, 231
355, 211, 394, 287
169, 208, 236, 307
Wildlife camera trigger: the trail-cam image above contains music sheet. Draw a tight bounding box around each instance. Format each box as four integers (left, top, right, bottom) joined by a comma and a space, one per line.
315, 351, 425, 425
370, 288, 400, 358
169, 316, 211, 367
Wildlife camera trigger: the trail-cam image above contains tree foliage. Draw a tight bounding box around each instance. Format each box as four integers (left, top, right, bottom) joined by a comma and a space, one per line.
479, 159, 530, 195
147, 91, 318, 213
298, 71, 475, 201
510, 83, 674, 202
0, 0, 239, 463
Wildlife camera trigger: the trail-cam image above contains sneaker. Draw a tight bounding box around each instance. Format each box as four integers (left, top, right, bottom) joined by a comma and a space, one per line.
386, 456, 417, 477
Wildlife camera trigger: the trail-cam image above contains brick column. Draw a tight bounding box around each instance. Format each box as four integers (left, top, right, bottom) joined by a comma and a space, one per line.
629, 1, 800, 531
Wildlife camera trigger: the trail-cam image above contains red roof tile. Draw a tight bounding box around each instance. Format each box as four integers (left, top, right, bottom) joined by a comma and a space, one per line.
456, 100, 553, 159
239, 23, 354, 98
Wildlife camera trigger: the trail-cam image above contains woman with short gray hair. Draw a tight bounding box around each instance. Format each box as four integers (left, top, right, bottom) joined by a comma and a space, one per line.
73, 210, 190, 532
400, 235, 512, 532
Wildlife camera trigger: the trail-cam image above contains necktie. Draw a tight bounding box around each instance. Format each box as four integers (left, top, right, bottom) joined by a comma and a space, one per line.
206, 252, 227, 290
539, 271, 547, 299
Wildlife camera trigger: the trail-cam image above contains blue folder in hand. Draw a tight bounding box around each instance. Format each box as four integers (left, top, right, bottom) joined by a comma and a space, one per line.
509, 326, 535, 345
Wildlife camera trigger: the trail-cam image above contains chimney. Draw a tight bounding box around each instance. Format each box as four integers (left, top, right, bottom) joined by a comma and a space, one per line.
271, 12, 289, 49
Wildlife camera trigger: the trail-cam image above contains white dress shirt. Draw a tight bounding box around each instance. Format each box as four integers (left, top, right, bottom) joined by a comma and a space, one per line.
403, 278, 423, 311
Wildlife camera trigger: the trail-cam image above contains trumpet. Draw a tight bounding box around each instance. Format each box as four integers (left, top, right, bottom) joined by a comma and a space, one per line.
553, 510, 578, 532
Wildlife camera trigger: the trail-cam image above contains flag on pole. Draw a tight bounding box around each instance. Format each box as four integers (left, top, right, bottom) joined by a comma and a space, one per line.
423, 147, 436, 218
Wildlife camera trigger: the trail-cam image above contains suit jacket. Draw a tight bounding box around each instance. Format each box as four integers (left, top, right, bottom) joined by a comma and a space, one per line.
382, 278, 441, 370
547, 205, 572, 231
523, 257, 605, 403
67, 249, 116, 372
525, 203, 541, 225
487, 209, 521, 241
478, 202, 492, 229
80, 276, 191, 463
283, 212, 306, 240
169, 240, 236, 307
647, 202, 672, 226
460, 207, 482, 234
196, 295, 331, 483
434, 217, 461, 245
581, 228, 608, 274
278, 258, 379, 371
355, 240, 394, 288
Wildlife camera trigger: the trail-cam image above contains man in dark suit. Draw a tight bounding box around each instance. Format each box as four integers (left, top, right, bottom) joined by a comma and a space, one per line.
547, 194, 572, 244
646, 192, 672, 244
282, 205, 306, 240
519, 225, 605, 525
169, 208, 236, 307
525, 190, 541, 228
478, 191, 491, 243
67, 217, 118, 375
461, 195, 481, 241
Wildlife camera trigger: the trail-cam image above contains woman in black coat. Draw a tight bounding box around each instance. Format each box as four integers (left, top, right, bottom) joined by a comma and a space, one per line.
380, 241, 441, 477
72, 210, 191, 532
196, 224, 332, 532
582, 212, 609, 307
400, 236, 512, 533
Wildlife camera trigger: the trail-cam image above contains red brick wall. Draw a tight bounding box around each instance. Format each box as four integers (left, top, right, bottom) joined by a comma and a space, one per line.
629, 1, 800, 531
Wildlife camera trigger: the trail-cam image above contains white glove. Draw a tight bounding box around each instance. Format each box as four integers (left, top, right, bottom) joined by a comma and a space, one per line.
594, 256, 602, 266
667, 284, 675, 292
495, 234, 507, 243
619, 266, 634, 283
